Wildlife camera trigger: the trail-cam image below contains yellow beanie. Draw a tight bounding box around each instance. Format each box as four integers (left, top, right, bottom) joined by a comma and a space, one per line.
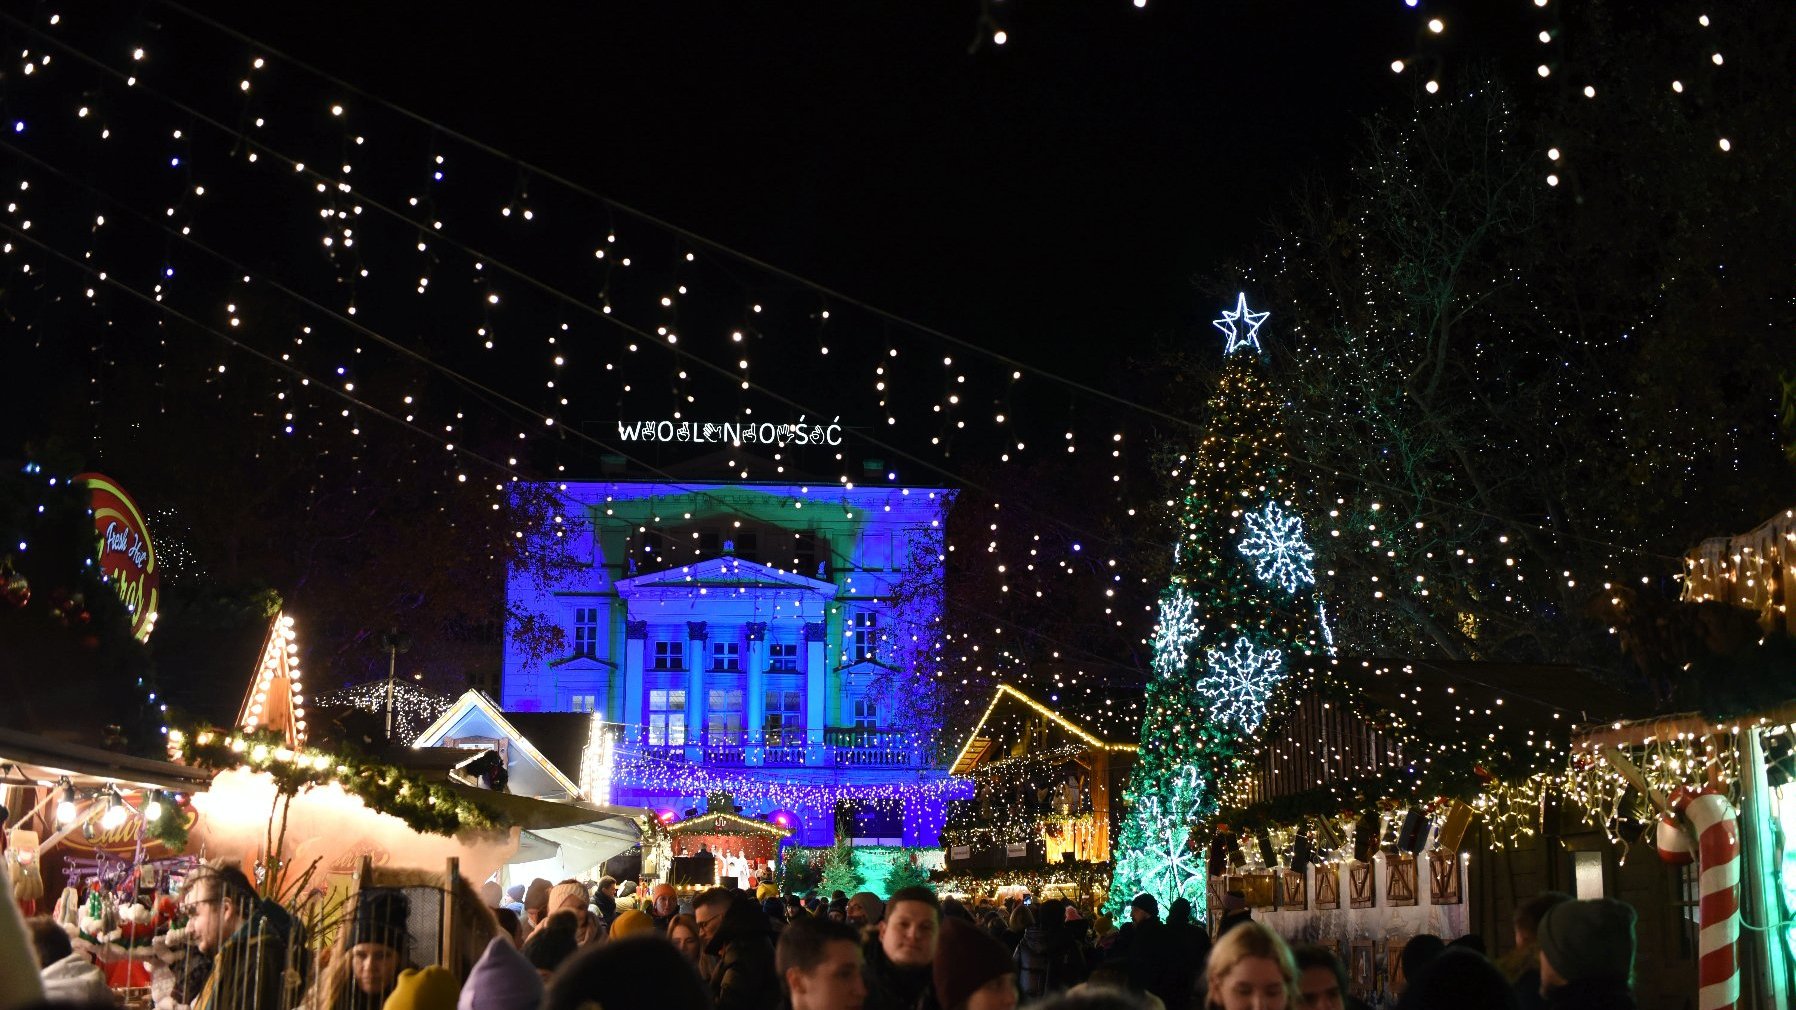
755, 882, 779, 901
382, 966, 460, 1010
609, 908, 655, 940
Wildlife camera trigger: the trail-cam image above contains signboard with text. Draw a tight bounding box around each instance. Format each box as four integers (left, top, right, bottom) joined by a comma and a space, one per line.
75, 473, 159, 641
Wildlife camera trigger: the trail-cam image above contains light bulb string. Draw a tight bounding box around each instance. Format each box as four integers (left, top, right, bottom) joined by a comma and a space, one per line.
0, 8, 1687, 567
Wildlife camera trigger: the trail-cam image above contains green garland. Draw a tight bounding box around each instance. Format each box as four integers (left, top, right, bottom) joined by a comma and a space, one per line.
170, 726, 505, 837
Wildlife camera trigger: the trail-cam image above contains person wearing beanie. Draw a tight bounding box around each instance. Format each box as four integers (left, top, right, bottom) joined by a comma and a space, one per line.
300, 889, 413, 1010
1536, 899, 1637, 1010
1503, 891, 1570, 1010
1108, 893, 1186, 1010
609, 909, 655, 941
535, 881, 604, 947
764, 896, 791, 935
522, 879, 553, 930
863, 886, 942, 1010
457, 935, 544, 1010
932, 918, 1016, 1010
848, 893, 885, 930
779, 916, 867, 1010
503, 885, 527, 913
383, 966, 460, 1010
479, 882, 504, 908
522, 911, 581, 980
1216, 890, 1253, 938
650, 883, 681, 931
546, 936, 712, 1010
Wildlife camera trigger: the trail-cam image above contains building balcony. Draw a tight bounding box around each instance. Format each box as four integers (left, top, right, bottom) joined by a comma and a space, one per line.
628, 728, 942, 769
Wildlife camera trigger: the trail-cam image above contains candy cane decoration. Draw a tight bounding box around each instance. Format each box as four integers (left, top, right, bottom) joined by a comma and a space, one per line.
1672, 786, 1740, 1010
1654, 814, 1696, 865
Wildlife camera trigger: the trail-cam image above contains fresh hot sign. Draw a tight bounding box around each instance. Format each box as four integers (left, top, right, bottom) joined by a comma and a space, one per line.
76, 473, 160, 641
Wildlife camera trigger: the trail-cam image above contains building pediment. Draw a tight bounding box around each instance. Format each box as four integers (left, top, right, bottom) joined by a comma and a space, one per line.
616, 556, 838, 599
837, 657, 902, 677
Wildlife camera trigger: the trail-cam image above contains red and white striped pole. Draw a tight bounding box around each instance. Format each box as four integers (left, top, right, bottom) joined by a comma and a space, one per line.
1673, 786, 1740, 1010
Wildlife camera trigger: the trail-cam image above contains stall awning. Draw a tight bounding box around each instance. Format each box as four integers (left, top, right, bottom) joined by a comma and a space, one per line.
0, 727, 214, 793
439, 782, 646, 867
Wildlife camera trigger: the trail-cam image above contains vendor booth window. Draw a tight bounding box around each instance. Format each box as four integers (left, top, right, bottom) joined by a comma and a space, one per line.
572, 606, 600, 657
768, 642, 799, 671
765, 690, 802, 743
652, 640, 685, 670
707, 688, 744, 741
649, 689, 686, 745
711, 640, 741, 671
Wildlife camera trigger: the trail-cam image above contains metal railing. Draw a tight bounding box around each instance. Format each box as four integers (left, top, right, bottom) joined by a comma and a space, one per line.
623, 728, 942, 768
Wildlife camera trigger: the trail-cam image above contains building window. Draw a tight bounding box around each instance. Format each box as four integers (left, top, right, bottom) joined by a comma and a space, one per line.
652, 640, 685, 671
648, 689, 686, 746
698, 530, 720, 556
768, 642, 799, 671
794, 532, 817, 575
852, 697, 878, 729
572, 607, 600, 657
711, 640, 741, 671
707, 688, 744, 742
569, 694, 598, 713
735, 532, 758, 563
851, 612, 878, 662
765, 689, 802, 743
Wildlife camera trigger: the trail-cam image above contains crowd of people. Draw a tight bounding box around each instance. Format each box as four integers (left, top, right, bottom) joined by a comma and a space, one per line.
0, 862, 1646, 1010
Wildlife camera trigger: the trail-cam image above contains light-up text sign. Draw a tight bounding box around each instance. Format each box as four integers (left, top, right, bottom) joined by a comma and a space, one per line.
617, 418, 843, 449
76, 472, 159, 641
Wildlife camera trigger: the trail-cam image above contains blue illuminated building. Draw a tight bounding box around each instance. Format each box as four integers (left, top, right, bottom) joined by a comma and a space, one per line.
501, 465, 962, 846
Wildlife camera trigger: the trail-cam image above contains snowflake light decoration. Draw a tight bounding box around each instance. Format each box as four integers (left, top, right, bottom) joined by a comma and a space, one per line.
1238, 501, 1316, 593
1149, 587, 1203, 677
1137, 789, 1206, 904
1197, 636, 1286, 733
1212, 292, 1271, 356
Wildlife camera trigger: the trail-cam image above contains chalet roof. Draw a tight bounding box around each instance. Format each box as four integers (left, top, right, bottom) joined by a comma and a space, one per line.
950, 684, 1137, 776
412, 691, 585, 799
665, 809, 792, 838
503, 712, 598, 782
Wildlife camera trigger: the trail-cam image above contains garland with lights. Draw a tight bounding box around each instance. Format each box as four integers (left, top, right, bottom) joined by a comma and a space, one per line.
169, 727, 504, 837
613, 748, 971, 811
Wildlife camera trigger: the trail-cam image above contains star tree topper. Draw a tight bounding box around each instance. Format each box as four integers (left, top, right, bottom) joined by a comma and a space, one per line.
1238, 501, 1317, 593
1197, 636, 1286, 734
1212, 292, 1270, 356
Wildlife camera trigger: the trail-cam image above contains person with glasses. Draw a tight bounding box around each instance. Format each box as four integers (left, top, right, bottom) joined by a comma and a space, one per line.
694, 887, 782, 1010
183, 862, 305, 1010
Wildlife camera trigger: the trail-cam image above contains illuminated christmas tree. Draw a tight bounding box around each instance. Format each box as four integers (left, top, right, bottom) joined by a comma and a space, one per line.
1106, 295, 1331, 917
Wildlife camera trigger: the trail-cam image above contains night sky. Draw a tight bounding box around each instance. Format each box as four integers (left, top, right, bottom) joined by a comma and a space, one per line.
178, 1, 1411, 367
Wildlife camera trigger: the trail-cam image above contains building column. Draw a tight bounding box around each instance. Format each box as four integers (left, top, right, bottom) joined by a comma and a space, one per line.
685, 622, 708, 761
803, 621, 827, 764
623, 620, 647, 745
745, 622, 768, 766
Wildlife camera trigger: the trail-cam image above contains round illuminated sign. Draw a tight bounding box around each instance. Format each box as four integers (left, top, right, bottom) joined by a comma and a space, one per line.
76, 473, 159, 641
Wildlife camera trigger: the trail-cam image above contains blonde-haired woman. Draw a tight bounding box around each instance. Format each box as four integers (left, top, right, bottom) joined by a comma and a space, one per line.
1205, 921, 1298, 1010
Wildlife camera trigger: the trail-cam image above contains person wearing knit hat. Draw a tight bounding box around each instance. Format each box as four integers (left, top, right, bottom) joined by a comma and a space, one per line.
457, 934, 543, 1010
382, 966, 460, 1010
349, 891, 413, 1010
650, 882, 681, 931
522, 879, 553, 930
522, 911, 580, 980
539, 880, 605, 947
1536, 898, 1637, 1009
932, 917, 1016, 1010
847, 892, 885, 929
609, 908, 655, 940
